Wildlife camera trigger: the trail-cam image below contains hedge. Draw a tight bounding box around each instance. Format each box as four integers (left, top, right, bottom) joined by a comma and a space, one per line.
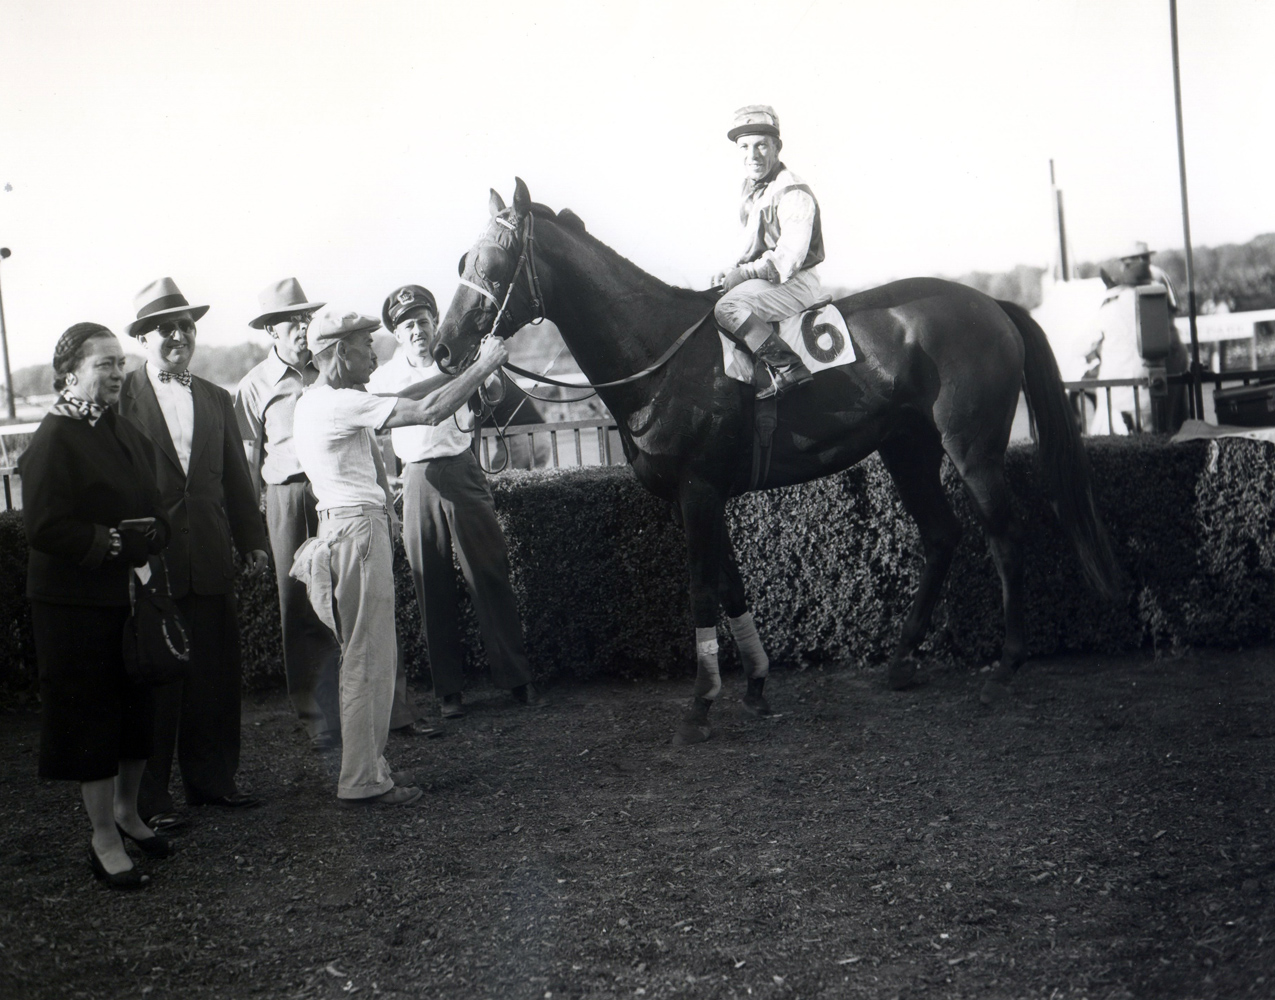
3, 434, 1275, 695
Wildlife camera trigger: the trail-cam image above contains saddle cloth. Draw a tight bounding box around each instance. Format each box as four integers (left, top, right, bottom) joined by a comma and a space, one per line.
719, 302, 855, 384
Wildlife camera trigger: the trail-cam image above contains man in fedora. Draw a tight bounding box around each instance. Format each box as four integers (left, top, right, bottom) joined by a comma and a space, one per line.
710, 104, 823, 400
235, 279, 422, 750
1101, 240, 1179, 313
290, 306, 508, 804
119, 277, 270, 831
369, 285, 542, 720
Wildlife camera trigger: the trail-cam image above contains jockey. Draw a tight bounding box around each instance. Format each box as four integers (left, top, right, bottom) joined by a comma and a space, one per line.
712, 104, 822, 399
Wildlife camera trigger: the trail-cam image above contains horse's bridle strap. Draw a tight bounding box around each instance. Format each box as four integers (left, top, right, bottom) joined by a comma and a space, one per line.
501, 308, 713, 389
457, 278, 500, 308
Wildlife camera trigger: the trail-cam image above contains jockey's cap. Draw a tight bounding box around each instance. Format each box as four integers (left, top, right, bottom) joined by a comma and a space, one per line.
307, 305, 381, 356
727, 105, 781, 142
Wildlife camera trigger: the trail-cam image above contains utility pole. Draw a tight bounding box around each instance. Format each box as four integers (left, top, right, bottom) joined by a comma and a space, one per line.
1049, 159, 1070, 283
0, 248, 14, 420
1169, 0, 1204, 419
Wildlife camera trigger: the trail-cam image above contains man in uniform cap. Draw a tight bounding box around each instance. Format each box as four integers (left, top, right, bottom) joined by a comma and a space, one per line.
710, 104, 824, 399
118, 277, 270, 831
290, 305, 507, 805
235, 279, 420, 752
369, 285, 543, 721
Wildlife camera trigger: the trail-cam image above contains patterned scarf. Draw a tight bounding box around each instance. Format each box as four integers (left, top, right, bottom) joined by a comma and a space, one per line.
50, 388, 106, 426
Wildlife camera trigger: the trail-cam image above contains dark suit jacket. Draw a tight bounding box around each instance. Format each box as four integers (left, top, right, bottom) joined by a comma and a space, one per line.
20, 408, 169, 606
118, 368, 268, 599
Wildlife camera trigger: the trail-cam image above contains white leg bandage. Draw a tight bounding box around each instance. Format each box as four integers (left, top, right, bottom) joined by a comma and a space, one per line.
729, 612, 770, 679
694, 626, 722, 700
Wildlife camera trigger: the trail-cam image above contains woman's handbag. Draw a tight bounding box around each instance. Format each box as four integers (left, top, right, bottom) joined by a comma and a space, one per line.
122, 556, 192, 685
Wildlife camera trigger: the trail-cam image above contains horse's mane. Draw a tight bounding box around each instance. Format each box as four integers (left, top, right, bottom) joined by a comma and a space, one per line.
527, 203, 714, 306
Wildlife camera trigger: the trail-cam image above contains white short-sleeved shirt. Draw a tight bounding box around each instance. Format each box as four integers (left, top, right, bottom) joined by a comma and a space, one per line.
366, 353, 473, 462
293, 384, 398, 510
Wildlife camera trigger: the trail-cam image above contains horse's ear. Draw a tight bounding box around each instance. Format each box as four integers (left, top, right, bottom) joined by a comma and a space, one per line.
559, 208, 586, 233
489, 189, 506, 218
457, 252, 468, 277
512, 177, 531, 217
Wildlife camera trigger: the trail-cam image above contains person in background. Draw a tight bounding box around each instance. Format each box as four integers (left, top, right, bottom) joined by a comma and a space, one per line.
118, 278, 270, 832
290, 306, 508, 804
370, 285, 543, 720
21, 323, 171, 889
1101, 240, 1179, 313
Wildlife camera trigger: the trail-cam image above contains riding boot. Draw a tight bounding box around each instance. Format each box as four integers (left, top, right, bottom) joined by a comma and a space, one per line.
735, 314, 814, 400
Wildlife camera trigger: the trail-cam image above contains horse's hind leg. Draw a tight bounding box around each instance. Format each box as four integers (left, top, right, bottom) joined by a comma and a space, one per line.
715, 523, 772, 716
877, 429, 963, 689
949, 454, 1026, 704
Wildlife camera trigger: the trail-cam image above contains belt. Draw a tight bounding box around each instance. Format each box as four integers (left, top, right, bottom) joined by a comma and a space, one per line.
318, 503, 387, 518
405, 451, 472, 466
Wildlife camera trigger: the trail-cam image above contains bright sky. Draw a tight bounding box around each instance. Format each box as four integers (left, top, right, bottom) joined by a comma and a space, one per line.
1, 0, 1272, 369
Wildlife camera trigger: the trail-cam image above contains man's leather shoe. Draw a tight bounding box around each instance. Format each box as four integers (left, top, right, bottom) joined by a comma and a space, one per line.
340, 785, 422, 807
512, 683, 546, 707
144, 812, 187, 834
197, 793, 262, 809
311, 731, 341, 751
392, 721, 441, 738
439, 694, 465, 719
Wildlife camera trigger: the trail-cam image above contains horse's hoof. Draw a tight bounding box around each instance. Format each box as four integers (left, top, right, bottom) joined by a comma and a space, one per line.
743, 677, 773, 717
887, 657, 919, 691
980, 679, 1011, 705
672, 723, 712, 746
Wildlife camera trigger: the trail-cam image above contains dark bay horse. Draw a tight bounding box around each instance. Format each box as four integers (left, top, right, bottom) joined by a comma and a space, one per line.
435, 179, 1120, 744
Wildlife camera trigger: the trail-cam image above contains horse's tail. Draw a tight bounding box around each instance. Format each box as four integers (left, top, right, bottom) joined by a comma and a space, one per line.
997, 299, 1123, 601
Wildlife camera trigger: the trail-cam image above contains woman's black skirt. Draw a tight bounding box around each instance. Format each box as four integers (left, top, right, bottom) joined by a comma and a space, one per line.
32, 601, 155, 782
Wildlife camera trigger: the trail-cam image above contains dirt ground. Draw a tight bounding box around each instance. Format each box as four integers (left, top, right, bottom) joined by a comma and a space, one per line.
1, 647, 1273, 1000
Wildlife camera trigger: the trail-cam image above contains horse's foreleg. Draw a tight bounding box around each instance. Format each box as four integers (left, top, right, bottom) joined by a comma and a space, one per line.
674, 487, 729, 745
712, 520, 772, 716
879, 434, 962, 690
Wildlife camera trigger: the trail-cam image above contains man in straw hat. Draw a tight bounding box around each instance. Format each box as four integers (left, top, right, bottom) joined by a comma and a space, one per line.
710, 104, 823, 400
289, 306, 507, 805
235, 279, 421, 753
118, 277, 270, 832
369, 285, 543, 722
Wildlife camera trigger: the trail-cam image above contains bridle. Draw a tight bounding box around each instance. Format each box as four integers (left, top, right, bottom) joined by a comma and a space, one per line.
452, 210, 712, 392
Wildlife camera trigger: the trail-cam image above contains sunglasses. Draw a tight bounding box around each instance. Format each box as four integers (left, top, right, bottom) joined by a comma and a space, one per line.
154, 318, 197, 339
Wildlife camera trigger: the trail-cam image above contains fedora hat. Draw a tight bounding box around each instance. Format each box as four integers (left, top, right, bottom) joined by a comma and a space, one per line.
125, 277, 210, 338
1118, 240, 1152, 261
248, 277, 326, 330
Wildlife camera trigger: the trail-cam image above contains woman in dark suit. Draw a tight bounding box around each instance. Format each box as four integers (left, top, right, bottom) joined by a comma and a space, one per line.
20, 323, 171, 890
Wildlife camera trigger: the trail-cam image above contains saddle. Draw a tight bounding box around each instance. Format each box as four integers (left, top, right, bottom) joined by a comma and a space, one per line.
725, 301, 857, 490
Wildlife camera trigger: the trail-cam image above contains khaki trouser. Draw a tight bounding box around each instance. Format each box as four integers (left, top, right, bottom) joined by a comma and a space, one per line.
313, 506, 397, 800
713, 268, 824, 333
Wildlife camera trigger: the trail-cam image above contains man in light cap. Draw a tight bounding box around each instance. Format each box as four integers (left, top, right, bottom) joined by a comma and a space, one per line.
235, 279, 421, 751
711, 104, 823, 399
369, 285, 542, 721
291, 306, 508, 805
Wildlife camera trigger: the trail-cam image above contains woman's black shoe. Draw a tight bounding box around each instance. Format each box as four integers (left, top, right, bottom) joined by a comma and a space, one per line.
117, 823, 171, 859
88, 842, 150, 890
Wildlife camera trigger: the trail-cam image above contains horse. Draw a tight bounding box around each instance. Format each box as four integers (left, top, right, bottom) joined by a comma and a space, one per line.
434, 178, 1121, 744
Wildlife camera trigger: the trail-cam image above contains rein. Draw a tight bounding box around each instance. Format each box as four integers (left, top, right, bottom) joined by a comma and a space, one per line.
462, 212, 711, 390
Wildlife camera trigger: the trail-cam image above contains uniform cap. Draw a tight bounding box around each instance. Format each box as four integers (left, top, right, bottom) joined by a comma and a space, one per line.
727, 104, 781, 142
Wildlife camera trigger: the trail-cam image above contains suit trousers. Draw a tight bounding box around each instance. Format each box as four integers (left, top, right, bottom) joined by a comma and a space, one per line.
321, 508, 396, 799
138, 591, 242, 816
266, 481, 342, 738
401, 453, 532, 698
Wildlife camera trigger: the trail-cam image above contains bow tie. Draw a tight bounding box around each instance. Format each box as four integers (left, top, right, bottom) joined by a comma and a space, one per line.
157, 369, 193, 387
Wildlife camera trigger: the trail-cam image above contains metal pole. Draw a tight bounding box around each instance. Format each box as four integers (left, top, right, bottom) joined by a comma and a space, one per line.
1169, 0, 1204, 419
1050, 160, 1070, 282
0, 248, 15, 420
